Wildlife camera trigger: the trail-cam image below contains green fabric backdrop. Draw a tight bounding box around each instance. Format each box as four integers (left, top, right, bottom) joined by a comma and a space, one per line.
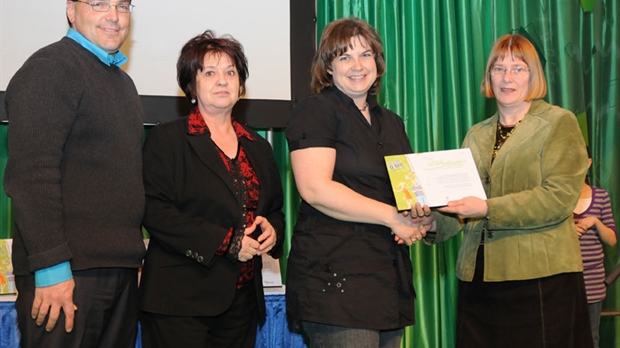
1, 0, 618, 347
0, 125, 10, 241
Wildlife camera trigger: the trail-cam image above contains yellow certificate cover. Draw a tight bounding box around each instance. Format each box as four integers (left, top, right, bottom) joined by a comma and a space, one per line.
385, 148, 487, 210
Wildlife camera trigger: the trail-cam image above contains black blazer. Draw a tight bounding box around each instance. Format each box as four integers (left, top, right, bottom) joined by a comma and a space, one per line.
139, 116, 285, 318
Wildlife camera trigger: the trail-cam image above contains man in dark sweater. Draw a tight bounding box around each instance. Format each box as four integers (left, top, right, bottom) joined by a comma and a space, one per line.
3, 1, 145, 347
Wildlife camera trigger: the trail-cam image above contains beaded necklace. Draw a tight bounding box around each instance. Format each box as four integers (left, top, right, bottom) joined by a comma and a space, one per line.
492, 120, 520, 161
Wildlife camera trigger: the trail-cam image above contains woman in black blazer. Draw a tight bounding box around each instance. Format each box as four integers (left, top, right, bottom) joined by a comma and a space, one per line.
139, 30, 285, 348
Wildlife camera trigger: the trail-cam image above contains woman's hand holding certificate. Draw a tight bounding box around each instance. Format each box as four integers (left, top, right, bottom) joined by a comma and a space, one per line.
437, 196, 488, 219
385, 148, 487, 210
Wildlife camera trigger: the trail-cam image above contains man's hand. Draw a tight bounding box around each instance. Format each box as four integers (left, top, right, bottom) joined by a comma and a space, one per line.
32, 278, 78, 332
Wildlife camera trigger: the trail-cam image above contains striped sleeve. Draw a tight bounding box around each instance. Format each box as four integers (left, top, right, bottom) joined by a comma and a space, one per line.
593, 187, 616, 233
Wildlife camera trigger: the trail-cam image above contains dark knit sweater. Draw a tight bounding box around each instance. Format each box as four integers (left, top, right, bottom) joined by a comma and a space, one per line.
3, 37, 146, 275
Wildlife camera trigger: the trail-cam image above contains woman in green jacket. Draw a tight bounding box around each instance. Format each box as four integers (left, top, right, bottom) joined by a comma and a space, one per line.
417, 34, 593, 348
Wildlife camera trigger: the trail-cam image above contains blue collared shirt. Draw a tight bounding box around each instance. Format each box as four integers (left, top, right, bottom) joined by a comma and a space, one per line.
66, 28, 128, 67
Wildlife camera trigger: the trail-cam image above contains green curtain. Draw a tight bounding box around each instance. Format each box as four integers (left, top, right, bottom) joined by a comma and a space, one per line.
313, 0, 620, 347
0, 125, 11, 239
252, 128, 299, 282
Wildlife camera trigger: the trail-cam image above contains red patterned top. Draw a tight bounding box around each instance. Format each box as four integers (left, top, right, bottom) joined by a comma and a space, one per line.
187, 107, 261, 289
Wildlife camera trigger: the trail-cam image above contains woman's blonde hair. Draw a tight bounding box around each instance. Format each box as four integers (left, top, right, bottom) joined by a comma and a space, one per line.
480, 34, 547, 100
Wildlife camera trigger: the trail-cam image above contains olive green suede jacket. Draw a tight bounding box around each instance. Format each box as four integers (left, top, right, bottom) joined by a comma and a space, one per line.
429, 99, 588, 282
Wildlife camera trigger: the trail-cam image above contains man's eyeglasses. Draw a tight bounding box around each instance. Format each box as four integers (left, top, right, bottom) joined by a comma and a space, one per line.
74, 1, 135, 13
490, 66, 530, 77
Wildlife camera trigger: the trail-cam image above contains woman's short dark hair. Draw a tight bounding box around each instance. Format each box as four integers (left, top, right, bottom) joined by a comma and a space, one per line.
177, 30, 249, 103
480, 34, 547, 100
311, 17, 386, 95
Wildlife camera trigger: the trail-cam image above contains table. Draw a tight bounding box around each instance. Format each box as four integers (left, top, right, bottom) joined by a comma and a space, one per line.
256, 294, 307, 348
0, 294, 306, 348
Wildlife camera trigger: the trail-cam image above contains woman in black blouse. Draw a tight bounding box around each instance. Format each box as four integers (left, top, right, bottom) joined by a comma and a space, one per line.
139, 30, 285, 348
285, 17, 426, 348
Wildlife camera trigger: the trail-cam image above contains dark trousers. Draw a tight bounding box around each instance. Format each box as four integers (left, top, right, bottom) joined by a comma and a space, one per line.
15, 268, 139, 348
140, 284, 258, 348
456, 247, 593, 348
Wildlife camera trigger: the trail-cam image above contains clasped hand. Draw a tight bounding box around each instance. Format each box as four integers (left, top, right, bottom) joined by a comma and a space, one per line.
237, 216, 277, 262
392, 203, 434, 246
574, 216, 597, 237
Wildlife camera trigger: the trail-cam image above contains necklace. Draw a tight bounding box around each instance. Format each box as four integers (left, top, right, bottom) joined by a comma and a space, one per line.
358, 102, 369, 112
492, 120, 520, 161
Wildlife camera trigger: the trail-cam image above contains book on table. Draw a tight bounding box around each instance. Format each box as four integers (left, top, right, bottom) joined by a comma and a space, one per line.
0, 239, 15, 295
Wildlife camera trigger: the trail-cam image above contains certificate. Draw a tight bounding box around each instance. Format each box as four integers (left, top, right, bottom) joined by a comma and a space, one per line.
384, 148, 487, 209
